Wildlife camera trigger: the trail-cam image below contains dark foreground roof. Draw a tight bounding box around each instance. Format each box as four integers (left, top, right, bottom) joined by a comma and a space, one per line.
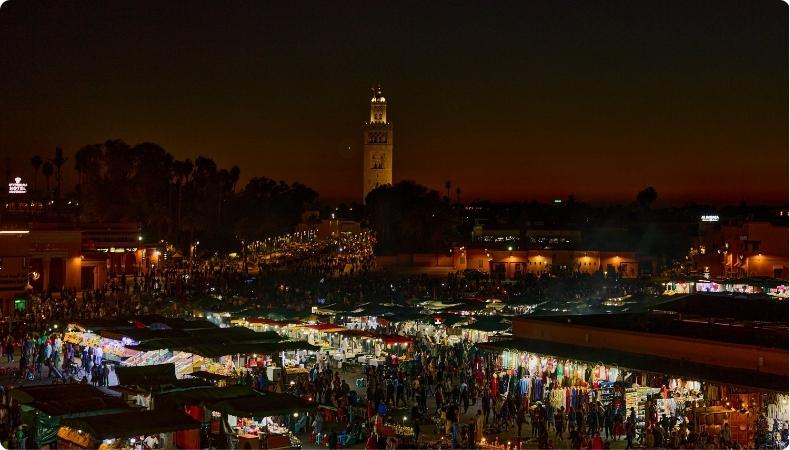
478, 338, 787, 393
116, 363, 177, 387
154, 385, 260, 405
207, 391, 317, 417
651, 293, 789, 323
184, 340, 319, 358
62, 409, 199, 439
10, 384, 132, 417
459, 317, 511, 332
127, 328, 283, 352
523, 308, 788, 350
187, 370, 234, 381
71, 315, 217, 333
153, 385, 316, 417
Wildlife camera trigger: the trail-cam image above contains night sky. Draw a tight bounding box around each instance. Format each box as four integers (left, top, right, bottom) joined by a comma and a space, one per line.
1, 0, 787, 204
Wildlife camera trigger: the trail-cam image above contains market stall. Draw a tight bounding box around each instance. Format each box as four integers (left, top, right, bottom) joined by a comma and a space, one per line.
57, 409, 200, 450
490, 346, 707, 432
457, 317, 511, 343
121, 329, 312, 380
9, 384, 134, 449
207, 392, 317, 449
64, 330, 140, 363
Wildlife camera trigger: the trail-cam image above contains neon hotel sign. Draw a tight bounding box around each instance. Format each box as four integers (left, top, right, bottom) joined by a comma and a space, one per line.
8, 177, 27, 194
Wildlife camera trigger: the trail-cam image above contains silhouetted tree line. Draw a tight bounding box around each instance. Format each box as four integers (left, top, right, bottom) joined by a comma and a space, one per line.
25, 142, 782, 262
37, 139, 321, 253
365, 180, 461, 255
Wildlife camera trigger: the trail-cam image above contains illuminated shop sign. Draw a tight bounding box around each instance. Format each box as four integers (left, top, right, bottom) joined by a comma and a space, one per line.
8, 177, 27, 194
700, 215, 719, 222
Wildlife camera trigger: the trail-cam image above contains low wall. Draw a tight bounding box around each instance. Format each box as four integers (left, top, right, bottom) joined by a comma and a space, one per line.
376, 253, 454, 268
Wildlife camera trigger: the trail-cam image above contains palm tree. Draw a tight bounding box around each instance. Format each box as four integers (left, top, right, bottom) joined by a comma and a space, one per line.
30, 155, 42, 192
174, 159, 193, 232
41, 161, 54, 198
636, 186, 658, 208
51, 147, 67, 199
229, 165, 240, 192
455, 186, 461, 204
445, 180, 451, 202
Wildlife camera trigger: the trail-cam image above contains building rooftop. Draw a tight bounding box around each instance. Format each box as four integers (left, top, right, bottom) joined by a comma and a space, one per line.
9, 384, 133, 417
521, 294, 788, 350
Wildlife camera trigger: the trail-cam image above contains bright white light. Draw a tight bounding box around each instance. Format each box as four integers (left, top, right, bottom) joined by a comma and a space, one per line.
8, 177, 27, 194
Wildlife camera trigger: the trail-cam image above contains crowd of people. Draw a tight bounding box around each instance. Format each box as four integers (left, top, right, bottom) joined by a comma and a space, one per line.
0, 231, 771, 450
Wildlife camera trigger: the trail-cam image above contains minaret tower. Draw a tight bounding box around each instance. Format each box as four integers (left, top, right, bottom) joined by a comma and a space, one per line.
362, 84, 393, 202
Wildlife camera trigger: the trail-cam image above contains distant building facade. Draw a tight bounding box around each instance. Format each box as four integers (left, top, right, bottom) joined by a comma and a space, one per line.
297, 218, 361, 239
362, 85, 393, 202
693, 219, 788, 279
0, 222, 166, 315
458, 223, 655, 278
452, 247, 652, 279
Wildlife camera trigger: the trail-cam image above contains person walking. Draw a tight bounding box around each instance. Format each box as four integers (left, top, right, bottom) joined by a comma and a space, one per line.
625, 417, 636, 450
481, 390, 491, 426
516, 406, 525, 438
604, 405, 613, 441
555, 406, 565, 442
4, 337, 14, 364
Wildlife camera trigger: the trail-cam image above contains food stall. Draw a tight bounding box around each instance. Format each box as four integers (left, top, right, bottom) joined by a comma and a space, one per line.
207, 392, 316, 449
9, 384, 134, 449
457, 317, 511, 343
64, 330, 141, 363
121, 333, 314, 380
692, 406, 738, 440
57, 409, 200, 450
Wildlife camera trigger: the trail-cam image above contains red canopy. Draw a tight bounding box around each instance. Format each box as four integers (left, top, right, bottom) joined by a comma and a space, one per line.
246, 318, 298, 326
302, 324, 345, 332
381, 335, 412, 345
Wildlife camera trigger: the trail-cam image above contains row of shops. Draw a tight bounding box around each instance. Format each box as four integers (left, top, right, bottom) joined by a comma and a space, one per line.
61, 316, 324, 382
226, 300, 514, 346
662, 278, 789, 298
478, 342, 789, 449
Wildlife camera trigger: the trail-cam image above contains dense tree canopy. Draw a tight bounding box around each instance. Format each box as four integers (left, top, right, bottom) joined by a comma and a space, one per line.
365, 180, 459, 255
69, 139, 318, 254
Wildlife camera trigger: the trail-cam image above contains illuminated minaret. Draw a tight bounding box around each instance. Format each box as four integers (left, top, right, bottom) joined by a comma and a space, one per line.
362, 84, 393, 202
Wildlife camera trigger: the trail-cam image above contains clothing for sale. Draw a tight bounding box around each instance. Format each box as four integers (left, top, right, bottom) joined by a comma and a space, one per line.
705, 384, 719, 401
657, 398, 676, 416
519, 376, 530, 398
549, 388, 565, 411
536, 378, 544, 402
766, 394, 789, 423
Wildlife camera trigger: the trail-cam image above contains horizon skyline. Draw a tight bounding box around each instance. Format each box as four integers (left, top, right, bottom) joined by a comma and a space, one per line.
1, 0, 787, 205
